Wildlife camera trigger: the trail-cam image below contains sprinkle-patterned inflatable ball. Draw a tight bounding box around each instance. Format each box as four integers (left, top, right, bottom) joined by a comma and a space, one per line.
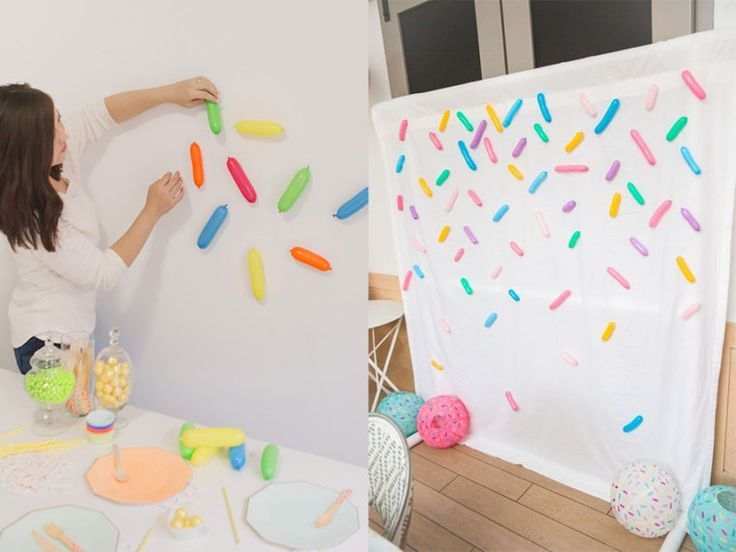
377, 392, 425, 438
417, 395, 469, 448
687, 485, 736, 552
610, 461, 681, 538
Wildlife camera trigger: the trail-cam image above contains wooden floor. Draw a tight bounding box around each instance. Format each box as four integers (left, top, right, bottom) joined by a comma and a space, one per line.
369, 443, 697, 552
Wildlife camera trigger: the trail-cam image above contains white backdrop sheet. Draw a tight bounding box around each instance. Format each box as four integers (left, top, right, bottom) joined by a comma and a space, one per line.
372, 30, 736, 503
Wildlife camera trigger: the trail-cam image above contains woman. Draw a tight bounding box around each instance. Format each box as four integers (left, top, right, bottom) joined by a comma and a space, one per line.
0, 77, 219, 373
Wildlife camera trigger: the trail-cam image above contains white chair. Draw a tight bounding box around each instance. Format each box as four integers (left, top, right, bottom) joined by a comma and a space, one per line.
368, 413, 413, 548
368, 299, 405, 411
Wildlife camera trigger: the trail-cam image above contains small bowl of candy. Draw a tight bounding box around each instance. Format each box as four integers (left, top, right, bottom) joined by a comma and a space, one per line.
167, 505, 207, 540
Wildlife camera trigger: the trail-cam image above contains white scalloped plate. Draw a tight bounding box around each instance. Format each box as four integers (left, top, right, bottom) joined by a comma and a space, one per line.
0, 504, 118, 552
246, 482, 359, 550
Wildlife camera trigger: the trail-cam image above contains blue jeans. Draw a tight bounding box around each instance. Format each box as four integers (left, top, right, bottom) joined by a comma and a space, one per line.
14, 336, 45, 375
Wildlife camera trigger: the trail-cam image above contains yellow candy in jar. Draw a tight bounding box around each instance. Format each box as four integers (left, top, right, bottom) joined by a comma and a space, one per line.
107, 356, 118, 366
189, 515, 203, 528
172, 518, 185, 529
112, 364, 120, 375
174, 507, 188, 520
111, 376, 121, 389
113, 387, 122, 398
102, 383, 112, 394
102, 368, 114, 382
93, 361, 105, 376
95, 381, 103, 391
121, 363, 130, 376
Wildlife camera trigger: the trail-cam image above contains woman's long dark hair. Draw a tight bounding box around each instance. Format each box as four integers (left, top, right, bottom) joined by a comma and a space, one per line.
0, 83, 63, 252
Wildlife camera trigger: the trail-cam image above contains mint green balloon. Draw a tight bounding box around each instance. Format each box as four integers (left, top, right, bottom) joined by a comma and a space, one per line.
205, 100, 222, 135
278, 166, 311, 213
261, 443, 279, 480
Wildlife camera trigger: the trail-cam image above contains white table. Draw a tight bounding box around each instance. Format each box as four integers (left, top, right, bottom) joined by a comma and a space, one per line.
368, 300, 404, 412
0, 369, 367, 551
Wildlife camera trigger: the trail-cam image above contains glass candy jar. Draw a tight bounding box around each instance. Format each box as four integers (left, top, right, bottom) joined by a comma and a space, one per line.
24, 333, 76, 435
93, 327, 132, 425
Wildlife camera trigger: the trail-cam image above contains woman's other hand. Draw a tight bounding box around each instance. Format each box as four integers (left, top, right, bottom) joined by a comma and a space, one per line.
166, 77, 219, 108
144, 171, 185, 219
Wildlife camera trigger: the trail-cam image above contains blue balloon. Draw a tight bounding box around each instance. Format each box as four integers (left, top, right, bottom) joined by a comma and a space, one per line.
335, 187, 368, 220
197, 204, 228, 249
594, 99, 620, 134
537, 93, 551, 123
229, 442, 246, 470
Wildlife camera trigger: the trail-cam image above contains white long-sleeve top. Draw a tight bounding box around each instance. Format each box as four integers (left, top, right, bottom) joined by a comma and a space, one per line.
7, 100, 127, 347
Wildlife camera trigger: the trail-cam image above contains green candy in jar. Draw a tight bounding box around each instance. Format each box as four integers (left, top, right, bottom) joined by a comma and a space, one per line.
24, 366, 75, 404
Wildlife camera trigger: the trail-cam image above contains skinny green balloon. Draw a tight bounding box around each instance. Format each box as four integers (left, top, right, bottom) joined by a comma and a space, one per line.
205, 100, 222, 135
179, 422, 196, 460
436, 169, 450, 186
278, 166, 311, 213
460, 277, 473, 295
666, 116, 687, 142
533, 123, 549, 143
261, 443, 279, 480
568, 230, 581, 249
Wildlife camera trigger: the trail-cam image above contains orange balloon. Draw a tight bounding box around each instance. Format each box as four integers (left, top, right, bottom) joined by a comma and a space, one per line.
290, 247, 331, 271
190, 142, 204, 188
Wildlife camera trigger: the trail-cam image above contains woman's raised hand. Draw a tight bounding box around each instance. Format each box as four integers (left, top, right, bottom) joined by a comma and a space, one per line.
166, 77, 219, 108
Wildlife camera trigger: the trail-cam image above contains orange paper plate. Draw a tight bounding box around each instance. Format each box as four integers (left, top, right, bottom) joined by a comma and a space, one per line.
85, 447, 191, 504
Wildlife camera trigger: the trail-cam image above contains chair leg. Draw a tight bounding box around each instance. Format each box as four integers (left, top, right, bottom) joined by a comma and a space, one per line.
370, 318, 403, 411
395, 487, 413, 548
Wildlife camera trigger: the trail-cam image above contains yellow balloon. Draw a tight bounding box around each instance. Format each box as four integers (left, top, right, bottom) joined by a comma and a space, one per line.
248, 248, 266, 302
181, 427, 246, 448
191, 447, 219, 467
235, 120, 284, 136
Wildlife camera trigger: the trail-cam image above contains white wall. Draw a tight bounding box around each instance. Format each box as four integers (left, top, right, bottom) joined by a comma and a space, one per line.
715, 0, 736, 29
369, 0, 400, 276
0, 0, 367, 466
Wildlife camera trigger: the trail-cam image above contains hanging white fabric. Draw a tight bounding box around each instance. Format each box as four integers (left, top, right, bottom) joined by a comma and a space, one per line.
372, 30, 736, 510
